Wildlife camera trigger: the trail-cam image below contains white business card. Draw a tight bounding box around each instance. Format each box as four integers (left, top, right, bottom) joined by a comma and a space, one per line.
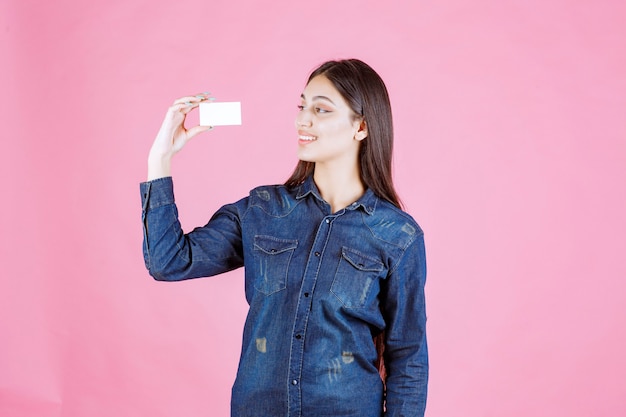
199, 101, 242, 126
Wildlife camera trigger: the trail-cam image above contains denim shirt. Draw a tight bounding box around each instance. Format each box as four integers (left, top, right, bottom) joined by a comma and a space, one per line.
140, 176, 428, 417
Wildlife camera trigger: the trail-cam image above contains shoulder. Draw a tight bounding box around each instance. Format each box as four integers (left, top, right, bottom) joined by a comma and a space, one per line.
248, 183, 291, 201
245, 183, 301, 216
365, 198, 424, 249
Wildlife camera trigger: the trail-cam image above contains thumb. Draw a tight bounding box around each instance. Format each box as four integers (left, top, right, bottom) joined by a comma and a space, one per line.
186, 125, 214, 139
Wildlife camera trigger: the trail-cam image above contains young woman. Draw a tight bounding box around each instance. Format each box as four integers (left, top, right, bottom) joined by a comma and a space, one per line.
140, 59, 428, 417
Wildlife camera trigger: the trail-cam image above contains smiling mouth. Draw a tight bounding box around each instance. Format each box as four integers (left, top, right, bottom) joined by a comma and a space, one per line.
298, 135, 317, 141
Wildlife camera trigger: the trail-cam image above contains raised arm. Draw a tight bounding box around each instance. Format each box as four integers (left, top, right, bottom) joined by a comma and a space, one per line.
141, 94, 244, 281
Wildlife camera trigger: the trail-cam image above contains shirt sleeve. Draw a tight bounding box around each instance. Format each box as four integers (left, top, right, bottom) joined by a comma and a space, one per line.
140, 177, 245, 281
382, 232, 428, 416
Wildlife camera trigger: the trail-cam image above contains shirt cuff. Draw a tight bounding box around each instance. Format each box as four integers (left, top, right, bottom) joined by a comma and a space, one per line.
140, 177, 175, 211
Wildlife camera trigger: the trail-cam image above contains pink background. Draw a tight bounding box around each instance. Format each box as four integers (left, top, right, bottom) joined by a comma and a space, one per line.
2, 0, 625, 416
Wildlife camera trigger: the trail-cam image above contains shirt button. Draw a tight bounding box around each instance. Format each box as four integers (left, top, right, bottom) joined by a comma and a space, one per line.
304, 292, 310, 297
325, 219, 330, 224
291, 380, 298, 385
314, 252, 320, 257
295, 334, 302, 339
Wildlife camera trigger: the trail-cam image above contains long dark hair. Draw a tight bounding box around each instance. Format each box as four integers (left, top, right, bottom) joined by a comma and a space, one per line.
285, 59, 401, 382
285, 59, 402, 210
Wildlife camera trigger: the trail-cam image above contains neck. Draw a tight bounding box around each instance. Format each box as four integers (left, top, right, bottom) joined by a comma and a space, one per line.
313, 162, 364, 213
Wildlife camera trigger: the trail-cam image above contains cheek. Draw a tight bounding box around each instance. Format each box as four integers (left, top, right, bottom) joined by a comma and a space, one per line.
325, 118, 357, 136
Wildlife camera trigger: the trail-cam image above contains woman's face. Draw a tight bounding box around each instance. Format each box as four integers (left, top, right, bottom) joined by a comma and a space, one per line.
295, 75, 366, 166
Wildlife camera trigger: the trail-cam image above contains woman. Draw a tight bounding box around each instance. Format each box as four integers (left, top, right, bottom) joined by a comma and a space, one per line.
140, 59, 428, 416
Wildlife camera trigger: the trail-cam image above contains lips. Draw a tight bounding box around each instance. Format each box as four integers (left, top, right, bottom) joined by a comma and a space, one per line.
298, 131, 317, 141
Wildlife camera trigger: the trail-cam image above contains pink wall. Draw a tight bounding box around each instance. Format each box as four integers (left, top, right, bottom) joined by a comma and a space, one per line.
2, 0, 625, 416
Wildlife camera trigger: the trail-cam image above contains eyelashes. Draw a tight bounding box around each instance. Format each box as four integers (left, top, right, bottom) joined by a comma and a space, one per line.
297, 105, 331, 114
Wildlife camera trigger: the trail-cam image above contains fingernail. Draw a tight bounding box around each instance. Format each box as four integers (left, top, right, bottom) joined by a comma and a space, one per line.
203, 91, 211, 95
185, 101, 192, 106
195, 95, 204, 98
208, 97, 216, 101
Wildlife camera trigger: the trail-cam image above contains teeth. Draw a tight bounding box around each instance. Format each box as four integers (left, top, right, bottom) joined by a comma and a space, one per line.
299, 135, 317, 141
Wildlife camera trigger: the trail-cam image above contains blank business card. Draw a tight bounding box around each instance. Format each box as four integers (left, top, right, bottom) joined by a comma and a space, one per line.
199, 102, 242, 126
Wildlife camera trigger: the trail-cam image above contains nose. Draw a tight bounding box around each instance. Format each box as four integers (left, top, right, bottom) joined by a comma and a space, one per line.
295, 108, 312, 128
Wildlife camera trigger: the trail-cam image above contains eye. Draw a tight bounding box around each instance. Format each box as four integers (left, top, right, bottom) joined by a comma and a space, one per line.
297, 105, 305, 111
315, 107, 330, 114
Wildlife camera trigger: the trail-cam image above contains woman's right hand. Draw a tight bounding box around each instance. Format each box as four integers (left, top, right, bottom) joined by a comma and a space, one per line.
147, 93, 214, 180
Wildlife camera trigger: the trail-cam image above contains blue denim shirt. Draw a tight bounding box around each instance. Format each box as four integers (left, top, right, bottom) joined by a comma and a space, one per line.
140, 176, 428, 417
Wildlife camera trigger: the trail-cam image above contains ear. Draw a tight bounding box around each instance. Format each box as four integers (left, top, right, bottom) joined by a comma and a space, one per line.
354, 119, 368, 141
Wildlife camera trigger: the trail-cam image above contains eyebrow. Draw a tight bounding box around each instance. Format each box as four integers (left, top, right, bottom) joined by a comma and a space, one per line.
300, 93, 336, 105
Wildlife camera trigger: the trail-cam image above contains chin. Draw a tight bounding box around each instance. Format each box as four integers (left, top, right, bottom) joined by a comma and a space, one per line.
297, 151, 316, 163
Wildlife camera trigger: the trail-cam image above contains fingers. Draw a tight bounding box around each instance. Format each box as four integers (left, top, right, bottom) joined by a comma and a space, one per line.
158, 92, 216, 146
171, 92, 215, 114
174, 93, 216, 139
173, 92, 211, 105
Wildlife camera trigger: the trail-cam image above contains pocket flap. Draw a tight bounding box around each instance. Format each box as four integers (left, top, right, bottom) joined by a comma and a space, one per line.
340, 247, 384, 272
254, 235, 298, 255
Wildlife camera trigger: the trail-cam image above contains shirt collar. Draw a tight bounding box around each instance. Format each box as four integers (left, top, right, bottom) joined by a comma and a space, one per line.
295, 175, 378, 215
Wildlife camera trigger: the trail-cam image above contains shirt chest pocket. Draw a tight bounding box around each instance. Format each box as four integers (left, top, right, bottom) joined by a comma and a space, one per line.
331, 247, 385, 308
252, 235, 298, 295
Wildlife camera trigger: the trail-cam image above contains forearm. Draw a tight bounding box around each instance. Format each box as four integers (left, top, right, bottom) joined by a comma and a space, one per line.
141, 178, 189, 280
147, 150, 173, 181
384, 339, 429, 416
